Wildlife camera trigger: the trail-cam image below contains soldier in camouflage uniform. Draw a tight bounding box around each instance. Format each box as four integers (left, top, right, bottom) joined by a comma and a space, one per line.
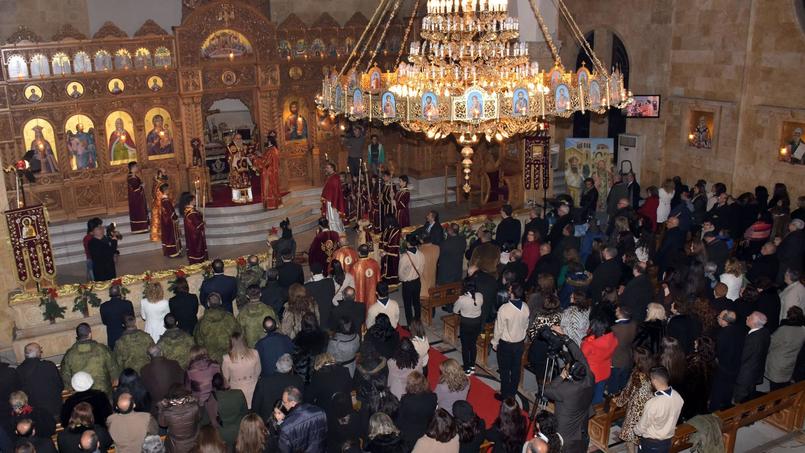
113, 315, 155, 373
156, 313, 195, 369
236, 255, 265, 309
237, 285, 277, 348
194, 292, 241, 363
60, 323, 120, 397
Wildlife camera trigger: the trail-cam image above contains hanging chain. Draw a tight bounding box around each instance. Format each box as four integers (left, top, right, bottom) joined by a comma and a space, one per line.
553, 0, 607, 74
396, 0, 421, 68
339, 0, 390, 77
366, 0, 403, 71
526, 0, 562, 67
354, 0, 396, 72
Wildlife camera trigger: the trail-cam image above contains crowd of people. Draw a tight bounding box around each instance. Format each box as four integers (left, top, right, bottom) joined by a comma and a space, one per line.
2, 171, 804, 453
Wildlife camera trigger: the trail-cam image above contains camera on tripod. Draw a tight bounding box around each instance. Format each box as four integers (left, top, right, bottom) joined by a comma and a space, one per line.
534, 325, 568, 359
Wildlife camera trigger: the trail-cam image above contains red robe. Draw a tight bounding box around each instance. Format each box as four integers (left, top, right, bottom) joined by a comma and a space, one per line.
353, 256, 381, 308
160, 197, 181, 257
255, 145, 282, 210
332, 246, 359, 276
380, 227, 401, 286
357, 180, 372, 221
183, 206, 208, 264
321, 173, 346, 218
380, 183, 396, 229
127, 174, 149, 233
394, 187, 410, 228
308, 229, 340, 276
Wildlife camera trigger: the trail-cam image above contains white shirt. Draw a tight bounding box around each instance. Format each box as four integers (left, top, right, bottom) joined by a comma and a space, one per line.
453, 293, 483, 319
399, 249, 424, 282
332, 273, 356, 306
657, 188, 674, 223
634, 388, 684, 440
719, 273, 744, 301
367, 297, 400, 328
140, 299, 170, 343
492, 300, 530, 347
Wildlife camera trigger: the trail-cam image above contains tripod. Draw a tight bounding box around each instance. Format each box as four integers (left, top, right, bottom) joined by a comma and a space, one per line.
530, 350, 563, 420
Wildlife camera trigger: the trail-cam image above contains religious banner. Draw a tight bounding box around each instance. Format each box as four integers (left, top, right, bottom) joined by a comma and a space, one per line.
5, 205, 56, 284
563, 138, 614, 209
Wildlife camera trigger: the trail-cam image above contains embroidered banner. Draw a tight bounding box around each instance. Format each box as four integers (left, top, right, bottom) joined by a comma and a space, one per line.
5, 205, 56, 283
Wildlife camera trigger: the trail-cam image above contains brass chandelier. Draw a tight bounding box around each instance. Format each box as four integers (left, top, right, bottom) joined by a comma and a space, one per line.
317, 0, 632, 145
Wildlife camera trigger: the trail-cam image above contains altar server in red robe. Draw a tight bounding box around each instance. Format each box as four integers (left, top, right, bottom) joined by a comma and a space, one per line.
180, 192, 207, 264
255, 131, 282, 210
308, 217, 340, 276
159, 183, 182, 258
321, 162, 346, 234
395, 174, 411, 228
331, 233, 359, 276
127, 162, 149, 234
353, 243, 381, 308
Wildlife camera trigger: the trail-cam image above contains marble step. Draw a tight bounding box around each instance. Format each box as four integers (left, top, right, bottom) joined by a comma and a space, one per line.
207, 212, 322, 246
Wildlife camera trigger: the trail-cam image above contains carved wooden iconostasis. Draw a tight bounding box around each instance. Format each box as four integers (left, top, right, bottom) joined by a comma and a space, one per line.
0, 0, 406, 222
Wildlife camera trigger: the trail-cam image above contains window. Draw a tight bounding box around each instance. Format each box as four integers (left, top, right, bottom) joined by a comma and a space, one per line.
7, 55, 28, 79
154, 47, 171, 67
114, 49, 132, 70
94, 50, 112, 71
52, 53, 71, 76
73, 51, 91, 73
134, 48, 152, 69
30, 54, 50, 78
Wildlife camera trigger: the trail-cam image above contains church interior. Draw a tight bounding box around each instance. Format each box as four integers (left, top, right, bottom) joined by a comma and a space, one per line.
0, 0, 803, 452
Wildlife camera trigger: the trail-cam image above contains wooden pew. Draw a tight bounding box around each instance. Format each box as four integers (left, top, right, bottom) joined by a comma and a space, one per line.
588, 402, 628, 452
476, 323, 495, 368
421, 281, 463, 326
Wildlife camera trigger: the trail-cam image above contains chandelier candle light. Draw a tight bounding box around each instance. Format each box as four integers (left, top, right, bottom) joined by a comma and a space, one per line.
317, 0, 632, 192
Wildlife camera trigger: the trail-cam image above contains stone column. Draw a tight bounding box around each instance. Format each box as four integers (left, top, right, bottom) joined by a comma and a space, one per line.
0, 154, 22, 350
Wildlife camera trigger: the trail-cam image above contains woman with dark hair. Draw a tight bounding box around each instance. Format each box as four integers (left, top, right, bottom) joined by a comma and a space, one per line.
755, 185, 769, 213
769, 182, 791, 213
235, 412, 272, 453
534, 410, 563, 453
691, 182, 708, 230
193, 425, 228, 453
691, 296, 719, 337
527, 274, 557, 321
659, 337, 687, 390
272, 218, 296, 266
526, 288, 562, 384
281, 284, 319, 339
354, 341, 389, 402
614, 347, 654, 453
454, 277, 484, 374
769, 183, 791, 240
581, 314, 618, 404
637, 186, 660, 232
413, 408, 459, 452
397, 371, 437, 451
56, 402, 113, 453
186, 346, 221, 425
560, 291, 592, 346
682, 336, 716, 420
211, 372, 247, 449
522, 229, 542, 280
116, 368, 152, 413
558, 250, 593, 308
366, 313, 400, 359
331, 260, 355, 305
484, 397, 526, 453
325, 391, 364, 453
381, 214, 402, 286
168, 275, 199, 334
387, 337, 422, 399
408, 319, 430, 377
452, 400, 484, 453
327, 316, 361, 376
292, 312, 329, 384
158, 385, 202, 452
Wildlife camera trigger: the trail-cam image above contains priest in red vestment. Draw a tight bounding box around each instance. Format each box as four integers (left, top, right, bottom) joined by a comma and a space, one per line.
254, 132, 282, 210
308, 218, 340, 276
126, 162, 149, 234
395, 174, 411, 228
180, 192, 207, 264
159, 183, 182, 258
380, 215, 401, 286
353, 243, 381, 308
321, 162, 346, 234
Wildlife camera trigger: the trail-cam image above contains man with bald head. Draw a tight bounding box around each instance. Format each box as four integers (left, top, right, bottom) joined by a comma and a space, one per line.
14, 419, 57, 453
329, 286, 365, 331
16, 342, 62, 421
747, 242, 779, 284
79, 430, 100, 453
107, 391, 158, 453
733, 311, 771, 403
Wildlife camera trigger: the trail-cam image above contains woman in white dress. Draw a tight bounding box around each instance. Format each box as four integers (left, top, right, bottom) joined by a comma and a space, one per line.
719, 258, 746, 301
656, 179, 675, 225
141, 281, 170, 342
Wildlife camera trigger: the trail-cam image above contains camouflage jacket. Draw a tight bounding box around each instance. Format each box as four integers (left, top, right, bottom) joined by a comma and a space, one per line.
194, 307, 241, 363
157, 327, 195, 369
236, 302, 277, 348
114, 329, 155, 374
60, 339, 120, 396
236, 266, 265, 308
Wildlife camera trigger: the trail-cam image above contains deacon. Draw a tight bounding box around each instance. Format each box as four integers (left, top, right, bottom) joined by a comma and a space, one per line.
341, 172, 355, 225
159, 183, 182, 258
308, 218, 340, 277
179, 192, 207, 264
395, 174, 411, 228
353, 243, 381, 308
321, 161, 346, 233
254, 131, 282, 210
380, 214, 401, 286
126, 162, 149, 234
379, 171, 396, 230
369, 174, 382, 231
228, 141, 253, 204
331, 233, 359, 276
356, 172, 372, 223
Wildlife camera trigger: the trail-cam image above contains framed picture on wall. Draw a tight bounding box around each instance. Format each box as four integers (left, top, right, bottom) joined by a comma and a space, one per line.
625, 95, 660, 118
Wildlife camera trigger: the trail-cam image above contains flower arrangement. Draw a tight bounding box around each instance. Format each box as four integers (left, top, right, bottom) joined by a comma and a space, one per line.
39, 287, 65, 324
141, 272, 153, 299
110, 278, 130, 297
72, 284, 101, 317
167, 269, 187, 293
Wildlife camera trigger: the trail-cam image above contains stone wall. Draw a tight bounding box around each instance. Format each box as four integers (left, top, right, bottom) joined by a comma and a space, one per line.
0, 0, 89, 43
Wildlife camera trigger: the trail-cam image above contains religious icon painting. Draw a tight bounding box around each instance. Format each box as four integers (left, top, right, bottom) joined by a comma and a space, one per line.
94, 50, 112, 71
66, 81, 84, 99
24, 84, 43, 103
106, 111, 137, 166
589, 81, 602, 109
381, 92, 396, 118
23, 119, 59, 173
779, 121, 805, 164
548, 67, 563, 89
108, 78, 125, 95
65, 114, 98, 171
555, 84, 571, 113
334, 85, 343, 110
367, 67, 382, 94
294, 39, 307, 57
352, 89, 365, 115
577, 67, 591, 89
278, 40, 291, 58
73, 51, 92, 74
421, 92, 439, 120
147, 76, 164, 92
609, 77, 622, 105
20, 217, 38, 240
221, 70, 237, 86
512, 88, 529, 116
145, 107, 175, 160
465, 89, 484, 121
311, 39, 325, 58
201, 29, 253, 59
284, 99, 308, 142
288, 66, 303, 81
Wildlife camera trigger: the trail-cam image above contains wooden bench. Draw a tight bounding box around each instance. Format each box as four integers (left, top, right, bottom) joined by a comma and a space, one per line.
442, 313, 460, 346
476, 323, 495, 368
588, 401, 628, 452
669, 380, 805, 453
421, 281, 463, 325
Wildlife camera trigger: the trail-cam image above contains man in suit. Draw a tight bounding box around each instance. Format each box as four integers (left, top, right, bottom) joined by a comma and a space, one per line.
16, 343, 62, 420
469, 264, 498, 325
704, 232, 729, 276
329, 286, 365, 332
709, 310, 745, 411
580, 178, 599, 221
588, 247, 622, 303
733, 311, 771, 403
608, 306, 637, 394
251, 353, 304, 423
255, 316, 294, 377
548, 204, 572, 247
624, 172, 641, 209
746, 243, 779, 284
437, 223, 466, 285
655, 216, 685, 278
261, 267, 287, 318
200, 258, 238, 313
421, 210, 444, 245
277, 251, 305, 290
139, 345, 184, 413
305, 262, 335, 329
619, 265, 654, 323
495, 204, 521, 248
666, 299, 702, 354
99, 284, 134, 350
523, 207, 548, 245
527, 243, 561, 289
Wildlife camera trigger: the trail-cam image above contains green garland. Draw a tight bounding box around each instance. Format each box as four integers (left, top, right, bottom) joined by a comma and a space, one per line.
72, 284, 101, 315
39, 288, 66, 323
